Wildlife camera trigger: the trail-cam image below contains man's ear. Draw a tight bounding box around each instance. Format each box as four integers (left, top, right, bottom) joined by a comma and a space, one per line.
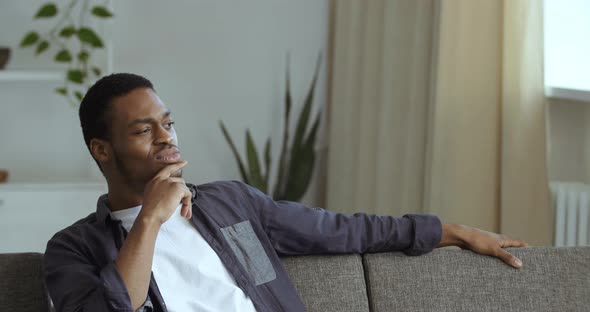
89, 138, 111, 165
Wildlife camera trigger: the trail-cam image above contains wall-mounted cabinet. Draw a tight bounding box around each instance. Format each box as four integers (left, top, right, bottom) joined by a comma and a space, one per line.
0, 183, 107, 252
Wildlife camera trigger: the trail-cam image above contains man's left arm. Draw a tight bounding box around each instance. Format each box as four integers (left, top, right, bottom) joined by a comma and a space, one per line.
241, 182, 528, 269
241, 182, 439, 256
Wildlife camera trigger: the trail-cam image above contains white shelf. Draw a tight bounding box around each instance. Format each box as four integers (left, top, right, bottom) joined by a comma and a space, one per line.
546, 86, 590, 103
0, 183, 107, 191
0, 70, 63, 81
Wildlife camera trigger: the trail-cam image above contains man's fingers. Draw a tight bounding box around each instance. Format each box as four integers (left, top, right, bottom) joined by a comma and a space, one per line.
168, 177, 186, 184
496, 248, 523, 269
181, 195, 192, 219
178, 185, 192, 219
507, 239, 529, 248
169, 178, 191, 219
500, 238, 529, 248
155, 160, 188, 178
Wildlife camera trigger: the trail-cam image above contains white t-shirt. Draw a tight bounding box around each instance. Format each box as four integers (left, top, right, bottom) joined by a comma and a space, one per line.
111, 204, 257, 312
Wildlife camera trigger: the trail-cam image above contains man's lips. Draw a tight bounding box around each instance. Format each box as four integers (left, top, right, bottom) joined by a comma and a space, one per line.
155, 148, 181, 163
155, 152, 180, 163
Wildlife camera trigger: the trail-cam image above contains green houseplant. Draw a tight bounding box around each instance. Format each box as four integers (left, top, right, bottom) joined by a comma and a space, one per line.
19, 1, 113, 106
219, 56, 322, 202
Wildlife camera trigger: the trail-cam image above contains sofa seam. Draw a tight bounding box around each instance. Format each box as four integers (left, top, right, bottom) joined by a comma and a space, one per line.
361, 254, 374, 312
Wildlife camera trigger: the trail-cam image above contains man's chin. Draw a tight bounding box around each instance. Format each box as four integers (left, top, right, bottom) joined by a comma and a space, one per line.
152, 161, 184, 178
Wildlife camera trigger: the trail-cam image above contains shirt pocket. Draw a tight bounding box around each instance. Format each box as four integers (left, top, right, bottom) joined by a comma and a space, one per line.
220, 220, 276, 285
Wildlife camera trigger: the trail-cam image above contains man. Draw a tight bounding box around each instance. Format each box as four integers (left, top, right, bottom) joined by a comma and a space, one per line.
45, 73, 528, 312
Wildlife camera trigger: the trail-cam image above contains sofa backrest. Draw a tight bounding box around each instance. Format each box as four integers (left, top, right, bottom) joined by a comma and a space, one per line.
2, 247, 588, 312
363, 247, 590, 312
0, 251, 371, 312
0, 252, 51, 312
281, 254, 370, 312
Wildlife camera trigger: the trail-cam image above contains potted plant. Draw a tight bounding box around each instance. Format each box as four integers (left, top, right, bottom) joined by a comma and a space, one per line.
19, 1, 113, 106
219, 55, 322, 202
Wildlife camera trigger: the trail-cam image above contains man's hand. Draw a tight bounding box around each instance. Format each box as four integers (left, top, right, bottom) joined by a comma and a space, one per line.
438, 224, 528, 269
140, 160, 192, 224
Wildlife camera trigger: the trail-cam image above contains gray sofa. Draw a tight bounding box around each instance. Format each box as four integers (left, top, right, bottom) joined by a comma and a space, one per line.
1, 247, 589, 311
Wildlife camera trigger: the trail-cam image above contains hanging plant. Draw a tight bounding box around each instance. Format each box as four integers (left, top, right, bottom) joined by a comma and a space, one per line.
219, 55, 322, 202
19, 1, 113, 106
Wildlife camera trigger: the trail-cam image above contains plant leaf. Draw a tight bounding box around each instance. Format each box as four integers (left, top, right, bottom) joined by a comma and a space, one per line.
292, 54, 321, 151
35, 3, 58, 18
54, 49, 72, 62
305, 111, 322, 147
59, 25, 76, 38
78, 50, 89, 62
219, 121, 250, 184
92, 67, 101, 76
67, 70, 84, 84
246, 129, 266, 193
20, 32, 39, 47
281, 54, 322, 201
273, 54, 293, 199
91, 6, 113, 18
55, 87, 67, 95
283, 110, 321, 202
263, 138, 271, 191
74, 91, 84, 102
284, 140, 316, 201
284, 54, 293, 122
77, 27, 104, 48
273, 153, 287, 199
35, 41, 50, 55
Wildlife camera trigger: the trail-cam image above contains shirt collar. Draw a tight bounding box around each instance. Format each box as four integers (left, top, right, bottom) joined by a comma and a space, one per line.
96, 193, 112, 223
95, 183, 198, 224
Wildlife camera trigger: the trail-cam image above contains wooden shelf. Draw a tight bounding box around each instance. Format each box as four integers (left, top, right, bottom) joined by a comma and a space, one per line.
0, 70, 63, 81
0, 183, 106, 191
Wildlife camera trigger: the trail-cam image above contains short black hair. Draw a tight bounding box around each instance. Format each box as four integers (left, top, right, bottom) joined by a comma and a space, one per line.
79, 73, 155, 170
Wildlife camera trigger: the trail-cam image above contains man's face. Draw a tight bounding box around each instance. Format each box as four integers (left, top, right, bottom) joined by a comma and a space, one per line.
106, 87, 181, 188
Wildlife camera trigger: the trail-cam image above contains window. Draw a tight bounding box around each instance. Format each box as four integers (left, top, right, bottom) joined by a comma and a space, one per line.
544, 0, 590, 101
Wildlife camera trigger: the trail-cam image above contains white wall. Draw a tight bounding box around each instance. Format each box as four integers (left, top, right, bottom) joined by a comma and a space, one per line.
0, 0, 329, 205
548, 98, 590, 183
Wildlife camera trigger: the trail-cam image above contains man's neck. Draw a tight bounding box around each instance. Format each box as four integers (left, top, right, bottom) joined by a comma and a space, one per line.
107, 184, 144, 212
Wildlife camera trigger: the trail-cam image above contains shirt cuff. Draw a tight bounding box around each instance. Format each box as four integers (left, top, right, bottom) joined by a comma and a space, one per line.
402, 214, 442, 256
100, 261, 135, 310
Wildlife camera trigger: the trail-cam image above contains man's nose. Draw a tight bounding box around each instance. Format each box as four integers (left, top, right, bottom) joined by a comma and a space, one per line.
154, 126, 173, 145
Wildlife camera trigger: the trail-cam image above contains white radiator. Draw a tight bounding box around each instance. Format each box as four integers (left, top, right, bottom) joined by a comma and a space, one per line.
550, 182, 590, 246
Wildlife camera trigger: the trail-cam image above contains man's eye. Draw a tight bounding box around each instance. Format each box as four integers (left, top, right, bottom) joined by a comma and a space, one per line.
164, 121, 175, 128
137, 128, 151, 134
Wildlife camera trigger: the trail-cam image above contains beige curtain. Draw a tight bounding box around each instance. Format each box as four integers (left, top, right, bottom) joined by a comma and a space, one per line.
499, 1, 552, 246
326, 0, 552, 246
326, 1, 436, 217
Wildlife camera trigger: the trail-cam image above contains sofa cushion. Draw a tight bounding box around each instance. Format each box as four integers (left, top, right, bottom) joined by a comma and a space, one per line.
281, 254, 370, 312
0, 252, 51, 312
363, 247, 590, 312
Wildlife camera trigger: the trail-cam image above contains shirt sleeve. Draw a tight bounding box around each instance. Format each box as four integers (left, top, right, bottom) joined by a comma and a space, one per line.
239, 182, 442, 256
44, 229, 153, 312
